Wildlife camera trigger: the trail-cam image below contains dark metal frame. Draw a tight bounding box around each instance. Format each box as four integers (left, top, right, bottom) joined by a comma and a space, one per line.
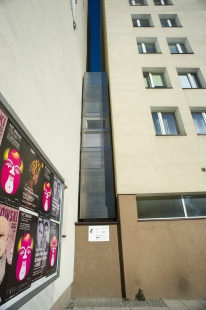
0, 93, 64, 310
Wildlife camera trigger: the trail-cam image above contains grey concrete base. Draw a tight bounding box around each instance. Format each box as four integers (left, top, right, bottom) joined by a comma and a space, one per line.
72, 299, 167, 307
70, 300, 206, 309
50, 284, 71, 310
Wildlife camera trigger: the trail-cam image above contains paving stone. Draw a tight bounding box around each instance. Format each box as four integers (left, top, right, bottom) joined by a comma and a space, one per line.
181, 300, 206, 310
163, 300, 188, 309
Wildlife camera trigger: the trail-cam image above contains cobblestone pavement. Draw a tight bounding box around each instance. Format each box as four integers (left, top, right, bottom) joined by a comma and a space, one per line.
67, 298, 206, 310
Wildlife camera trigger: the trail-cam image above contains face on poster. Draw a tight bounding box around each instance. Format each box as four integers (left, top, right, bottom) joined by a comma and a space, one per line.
5, 208, 38, 302
0, 204, 19, 263
51, 175, 62, 221
0, 103, 64, 306
0, 204, 19, 305
0, 121, 24, 202
46, 220, 59, 277
36, 217, 50, 250
42, 182, 51, 212
32, 218, 50, 283
16, 233, 33, 281
40, 165, 53, 217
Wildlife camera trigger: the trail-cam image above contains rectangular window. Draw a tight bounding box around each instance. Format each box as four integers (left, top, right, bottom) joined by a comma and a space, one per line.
137, 196, 185, 219
145, 43, 156, 53
169, 43, 187, 54
191, 112, 206, 134
144, 73, 167, 88
137, 194, 206, 220
138, 43, 156, 53
154, 0, 169, 4
161, 19, 176, 27
130, 0, 144, 5
178, 73, 201, 88
184, 195, 206, 217
133, 19, 150, 27
152, 112, 179, 135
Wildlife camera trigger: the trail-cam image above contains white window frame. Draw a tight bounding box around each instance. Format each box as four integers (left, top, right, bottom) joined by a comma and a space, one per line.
152, 111, 179, 135
144, 72, 167, 88
131, 0, 145, 5
137, 38, 161, 54
176, 43, 184, 53
167, 38, 193, 54
159, 14, 181, 27
136, 19, 150, 27
178, 73, 201, 89
167, 19, 173, 27
155, 0, 169, 5
169, 43, 187, 54
191, 111, 206, 134
137, 194, 206, 221
138, 43, 157, 53
132, 14, 153, 27
140, 43, 147, 53
177, 68, 206, 89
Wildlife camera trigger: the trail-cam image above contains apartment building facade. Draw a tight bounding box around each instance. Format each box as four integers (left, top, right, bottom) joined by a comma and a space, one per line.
73, 0, 206, 300
1, 0, 205, 307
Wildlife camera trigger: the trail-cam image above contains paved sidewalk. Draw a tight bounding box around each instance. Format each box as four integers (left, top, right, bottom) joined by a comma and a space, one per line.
164, 299, 206, 309
70, 299, 206, 310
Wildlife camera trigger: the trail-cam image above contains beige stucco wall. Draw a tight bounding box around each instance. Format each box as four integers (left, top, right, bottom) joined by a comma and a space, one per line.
72, 224, 122, 298
103, 0, 206, 195
118, 195, 206, 299
0, 1, 87, 309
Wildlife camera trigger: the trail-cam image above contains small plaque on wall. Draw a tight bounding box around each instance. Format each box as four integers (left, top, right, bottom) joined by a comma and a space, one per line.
88, 226, 109, 242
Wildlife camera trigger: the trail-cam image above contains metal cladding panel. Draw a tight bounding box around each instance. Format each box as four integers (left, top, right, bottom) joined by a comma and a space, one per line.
82, 131, 111, 148
83, 100, 109, 117
79, 73, 116, 220
83, 85, 109, 101
81, 148, 113, 169
80, 169, 115, 193
84, 72, 108, 85
80, 192, 116, 219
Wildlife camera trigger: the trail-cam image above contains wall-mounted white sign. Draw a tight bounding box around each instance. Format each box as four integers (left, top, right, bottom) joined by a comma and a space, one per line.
88, 226, 110, 242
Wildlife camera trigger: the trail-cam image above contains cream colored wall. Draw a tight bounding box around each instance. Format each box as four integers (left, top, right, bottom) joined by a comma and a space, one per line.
103, 0, 206, 195
0, 1, 87, 309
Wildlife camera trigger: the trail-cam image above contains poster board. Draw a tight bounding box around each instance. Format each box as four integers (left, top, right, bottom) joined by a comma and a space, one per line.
0, 94, 64, 309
